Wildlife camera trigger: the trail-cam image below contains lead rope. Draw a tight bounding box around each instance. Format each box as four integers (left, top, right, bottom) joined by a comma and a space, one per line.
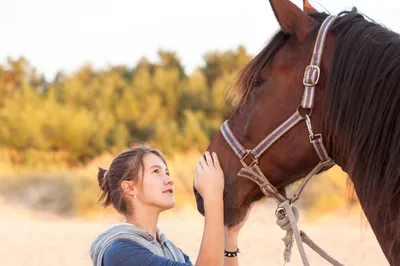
276, 200, 345, 266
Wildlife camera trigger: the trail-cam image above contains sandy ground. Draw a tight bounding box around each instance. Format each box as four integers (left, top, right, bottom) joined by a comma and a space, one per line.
0, 197, 389, 266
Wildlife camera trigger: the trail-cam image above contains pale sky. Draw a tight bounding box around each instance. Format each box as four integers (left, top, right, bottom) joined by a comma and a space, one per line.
1, 0, 399, 80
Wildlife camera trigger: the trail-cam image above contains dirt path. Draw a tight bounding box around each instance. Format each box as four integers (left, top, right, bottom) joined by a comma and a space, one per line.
0, 198, 389, 266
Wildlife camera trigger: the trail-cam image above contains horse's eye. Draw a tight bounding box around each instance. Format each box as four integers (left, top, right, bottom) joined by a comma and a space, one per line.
252, 78, 264, 87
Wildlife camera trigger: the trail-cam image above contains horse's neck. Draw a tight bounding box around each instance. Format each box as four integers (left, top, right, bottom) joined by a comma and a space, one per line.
349, 176, 400, 266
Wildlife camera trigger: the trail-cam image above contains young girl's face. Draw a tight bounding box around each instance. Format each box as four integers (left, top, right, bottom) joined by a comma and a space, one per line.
136, 153, 175, 211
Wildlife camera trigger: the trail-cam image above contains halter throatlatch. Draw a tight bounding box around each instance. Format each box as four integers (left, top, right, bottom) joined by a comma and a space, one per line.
220, 15, 345, 266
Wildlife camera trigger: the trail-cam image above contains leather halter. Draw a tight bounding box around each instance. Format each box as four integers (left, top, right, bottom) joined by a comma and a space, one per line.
220, 15, 338, 205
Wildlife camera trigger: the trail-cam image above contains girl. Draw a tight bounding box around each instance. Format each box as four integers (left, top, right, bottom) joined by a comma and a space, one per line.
90, 146, 252, 266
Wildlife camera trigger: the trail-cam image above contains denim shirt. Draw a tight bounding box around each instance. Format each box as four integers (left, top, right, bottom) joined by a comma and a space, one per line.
103, 239, 193, 266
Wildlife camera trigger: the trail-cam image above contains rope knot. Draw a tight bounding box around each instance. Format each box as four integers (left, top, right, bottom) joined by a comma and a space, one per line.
275, 205, 300, 231
275, 204, 300, 264
273, 202, 345, 266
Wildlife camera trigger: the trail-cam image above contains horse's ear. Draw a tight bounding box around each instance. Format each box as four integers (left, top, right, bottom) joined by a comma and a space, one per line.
269, 0, 317, 42
303, 0, 317, 14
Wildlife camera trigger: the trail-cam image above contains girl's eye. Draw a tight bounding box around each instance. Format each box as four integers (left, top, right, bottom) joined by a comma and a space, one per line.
152, 168, 169, 175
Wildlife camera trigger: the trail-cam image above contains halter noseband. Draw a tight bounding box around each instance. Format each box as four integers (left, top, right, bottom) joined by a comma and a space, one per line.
220, 15, 338, 205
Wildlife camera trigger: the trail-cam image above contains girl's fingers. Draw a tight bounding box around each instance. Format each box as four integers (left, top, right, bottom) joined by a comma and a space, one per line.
205, 151, 213, 167
199, 155, 207, 168
212, 152, 220, 168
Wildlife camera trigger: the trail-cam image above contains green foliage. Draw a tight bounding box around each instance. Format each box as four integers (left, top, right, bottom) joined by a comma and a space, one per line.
0, 47, 253, 165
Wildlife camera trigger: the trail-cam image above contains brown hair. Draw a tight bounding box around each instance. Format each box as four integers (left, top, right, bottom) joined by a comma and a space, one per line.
97, 146, 167, 215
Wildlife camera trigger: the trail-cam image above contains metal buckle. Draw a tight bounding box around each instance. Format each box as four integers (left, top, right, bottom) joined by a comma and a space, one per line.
305, 115, 324, 142
309, 133, 322, 142
303, 65, 320, 87
240, 149, 258, 168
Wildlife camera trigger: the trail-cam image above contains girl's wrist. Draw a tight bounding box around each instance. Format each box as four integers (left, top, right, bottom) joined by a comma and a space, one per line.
225, 229, 239, 250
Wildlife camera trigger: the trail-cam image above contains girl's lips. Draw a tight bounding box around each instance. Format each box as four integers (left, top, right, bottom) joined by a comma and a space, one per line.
163, 188, 174, 194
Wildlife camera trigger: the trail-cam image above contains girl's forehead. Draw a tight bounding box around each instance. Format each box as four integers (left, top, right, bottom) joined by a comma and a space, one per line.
144, 153, 167, 168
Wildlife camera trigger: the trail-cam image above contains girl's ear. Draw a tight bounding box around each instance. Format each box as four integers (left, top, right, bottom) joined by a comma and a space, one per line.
121, 180, 136, 197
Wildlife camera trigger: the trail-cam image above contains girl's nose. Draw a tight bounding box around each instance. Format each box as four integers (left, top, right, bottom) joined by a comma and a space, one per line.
164, 175, 174, 185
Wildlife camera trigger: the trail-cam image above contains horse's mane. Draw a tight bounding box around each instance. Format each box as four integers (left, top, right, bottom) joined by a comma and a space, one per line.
320, 10, 400, 252
228, 8, 400, 251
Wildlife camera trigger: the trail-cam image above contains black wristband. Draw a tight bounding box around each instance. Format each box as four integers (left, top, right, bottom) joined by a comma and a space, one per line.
224, 248, 239, 257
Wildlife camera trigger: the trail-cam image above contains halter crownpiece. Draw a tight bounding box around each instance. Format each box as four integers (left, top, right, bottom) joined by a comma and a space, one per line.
220, 15, 345, 266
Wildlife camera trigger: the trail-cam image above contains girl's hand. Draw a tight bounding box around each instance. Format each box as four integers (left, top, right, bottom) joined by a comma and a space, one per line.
194, 151, 224, 201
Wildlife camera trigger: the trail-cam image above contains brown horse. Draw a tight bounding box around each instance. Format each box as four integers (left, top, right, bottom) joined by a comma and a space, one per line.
193, 0, 400, 265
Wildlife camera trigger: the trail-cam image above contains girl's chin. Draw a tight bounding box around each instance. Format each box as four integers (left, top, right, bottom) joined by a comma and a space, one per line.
159, 200, 176, 210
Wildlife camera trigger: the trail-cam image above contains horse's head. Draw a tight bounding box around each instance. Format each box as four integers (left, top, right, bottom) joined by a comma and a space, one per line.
194, 1, 400, 264
194, 0, 337, 226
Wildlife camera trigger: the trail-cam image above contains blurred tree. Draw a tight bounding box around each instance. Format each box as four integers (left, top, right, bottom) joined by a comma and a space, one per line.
179, 68, 209, 114
201, 45, 252, 87
157, 50, 186, 80
0, 46, 253, 166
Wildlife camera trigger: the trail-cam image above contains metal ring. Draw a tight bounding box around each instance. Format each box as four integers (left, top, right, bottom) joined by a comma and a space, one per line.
275, 207, 286, 219
296, 105, 313, 118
